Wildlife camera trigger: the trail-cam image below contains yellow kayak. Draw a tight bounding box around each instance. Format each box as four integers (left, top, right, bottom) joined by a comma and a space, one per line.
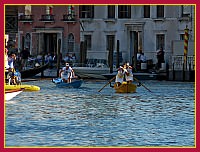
114, 81, 137, 93
5, 84, 40, 92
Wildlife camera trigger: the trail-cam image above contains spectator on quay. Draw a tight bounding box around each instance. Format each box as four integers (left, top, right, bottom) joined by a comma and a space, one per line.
20, 47, 30, 70
45, 52, 53, 68
70, 53, 76, 63
5, 48, 9, 69
7, 53, 17, 84
63, 53, 71, 62
156, 47, 165, 69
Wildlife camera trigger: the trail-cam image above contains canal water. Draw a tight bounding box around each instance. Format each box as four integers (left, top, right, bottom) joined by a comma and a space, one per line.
5, 79, 195, 147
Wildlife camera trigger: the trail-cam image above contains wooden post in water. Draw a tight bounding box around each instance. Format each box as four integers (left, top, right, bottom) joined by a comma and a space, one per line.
182, 62, 185, 81
172, 63, 175, 81
116, 40, 120, 68
57, 39, 61, 77
80, 41, 84, 65
83, 40, 87, 65
41, 52, 45, 77
108, 37, 114, 73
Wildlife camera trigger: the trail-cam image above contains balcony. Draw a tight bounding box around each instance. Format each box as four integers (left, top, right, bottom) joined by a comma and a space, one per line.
40, 14, 55, 22
62, 14, 76, 22
18, 15, 33, 22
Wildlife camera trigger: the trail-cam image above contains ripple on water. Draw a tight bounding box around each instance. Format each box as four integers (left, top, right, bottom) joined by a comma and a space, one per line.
5, 80, 195, 147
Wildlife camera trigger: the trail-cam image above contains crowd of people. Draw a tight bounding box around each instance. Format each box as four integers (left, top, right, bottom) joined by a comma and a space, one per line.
4, 48, 21, 85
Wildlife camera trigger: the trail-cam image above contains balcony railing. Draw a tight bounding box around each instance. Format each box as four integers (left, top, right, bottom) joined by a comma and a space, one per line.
62, 14, 76, 22
172, 55, 195, 70
18, 15, 33, 22
40, 14, 55, 22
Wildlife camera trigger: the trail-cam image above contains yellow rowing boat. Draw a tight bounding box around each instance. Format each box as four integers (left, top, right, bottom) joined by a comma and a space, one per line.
5, 84, 40, 92
114, 81, 137, 93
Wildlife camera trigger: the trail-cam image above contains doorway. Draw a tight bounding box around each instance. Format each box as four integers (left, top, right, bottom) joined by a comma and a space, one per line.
44, 33, 57, 55
130, 31, 138, 68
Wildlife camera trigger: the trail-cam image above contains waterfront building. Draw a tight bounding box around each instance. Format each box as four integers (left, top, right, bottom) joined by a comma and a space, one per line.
79, 5, 195, 70
6, 5, 80, 61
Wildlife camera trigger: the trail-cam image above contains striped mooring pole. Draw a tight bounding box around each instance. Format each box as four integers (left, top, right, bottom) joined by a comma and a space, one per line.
184, 25, 189, 69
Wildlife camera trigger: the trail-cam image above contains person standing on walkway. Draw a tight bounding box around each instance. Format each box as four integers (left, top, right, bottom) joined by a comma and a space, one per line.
156, 47, 165, 69
20, 47, 30, 70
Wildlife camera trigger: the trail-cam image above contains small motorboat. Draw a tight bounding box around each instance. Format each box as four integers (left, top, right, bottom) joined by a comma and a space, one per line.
5, 89, 24, 101
114, 81, 137, 93
52, 78, 83, 88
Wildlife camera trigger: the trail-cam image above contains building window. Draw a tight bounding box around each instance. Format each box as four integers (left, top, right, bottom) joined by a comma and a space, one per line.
25, 33, 31, 49
63, 5, 76, 21
108, 5, 115, 18
144, 5, 150, 18
79, 5, 94, 18
157, 5, 164, 18
39, 5, 54, 21
84, 35, 91, 50
106, 35, 115, 50
25, 5, 31, 15
68, 5, 75, 16
181, 5, 190, 17
180, 34, 189, 40
19, 5, 33, 21
118, 5, 131, 18
46, 5, 53, 15
68, 33, 75, 52
156, 34, 165, 50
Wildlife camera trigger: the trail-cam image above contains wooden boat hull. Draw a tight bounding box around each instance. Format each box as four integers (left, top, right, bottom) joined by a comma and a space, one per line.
52, 78, 83, 88
114, 82, 137, 93
20, 63, 49, 78
5, 89, 24, 100
5, 84, 40, 92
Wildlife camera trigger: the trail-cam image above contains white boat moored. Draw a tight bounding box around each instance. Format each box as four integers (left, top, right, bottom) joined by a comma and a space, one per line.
5, 89, 24, 101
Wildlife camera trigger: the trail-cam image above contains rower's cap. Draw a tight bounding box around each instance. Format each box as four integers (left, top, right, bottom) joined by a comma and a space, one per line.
66, 63, 69, 66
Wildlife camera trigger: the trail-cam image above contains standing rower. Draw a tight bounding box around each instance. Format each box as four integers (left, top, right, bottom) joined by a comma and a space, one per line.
124, 62, 133, 84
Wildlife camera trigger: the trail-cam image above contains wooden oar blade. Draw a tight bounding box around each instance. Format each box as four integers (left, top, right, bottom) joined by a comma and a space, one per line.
133, 77, 152, 93
98, 76, 116, 92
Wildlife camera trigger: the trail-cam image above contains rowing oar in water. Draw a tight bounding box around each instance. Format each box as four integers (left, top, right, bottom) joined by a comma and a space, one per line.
98, 76, 116, 92
133, 77, 152, 93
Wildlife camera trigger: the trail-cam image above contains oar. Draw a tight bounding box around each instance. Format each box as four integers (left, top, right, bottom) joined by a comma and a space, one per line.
98, 76, 116, 92
133, 77, 152, 93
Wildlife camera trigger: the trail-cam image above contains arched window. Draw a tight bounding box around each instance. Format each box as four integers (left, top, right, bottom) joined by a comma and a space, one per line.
68, 33, 75, 52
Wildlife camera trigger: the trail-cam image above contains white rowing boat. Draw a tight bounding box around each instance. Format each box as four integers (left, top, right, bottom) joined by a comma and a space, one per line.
5, 89, 24, 101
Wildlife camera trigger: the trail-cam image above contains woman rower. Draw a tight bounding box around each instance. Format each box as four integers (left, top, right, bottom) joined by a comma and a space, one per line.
124, 62, 133, 84
115, 66, 125, 87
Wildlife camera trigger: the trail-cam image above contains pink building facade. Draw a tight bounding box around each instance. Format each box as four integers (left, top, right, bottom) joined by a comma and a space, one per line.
18, 5, 80, 60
